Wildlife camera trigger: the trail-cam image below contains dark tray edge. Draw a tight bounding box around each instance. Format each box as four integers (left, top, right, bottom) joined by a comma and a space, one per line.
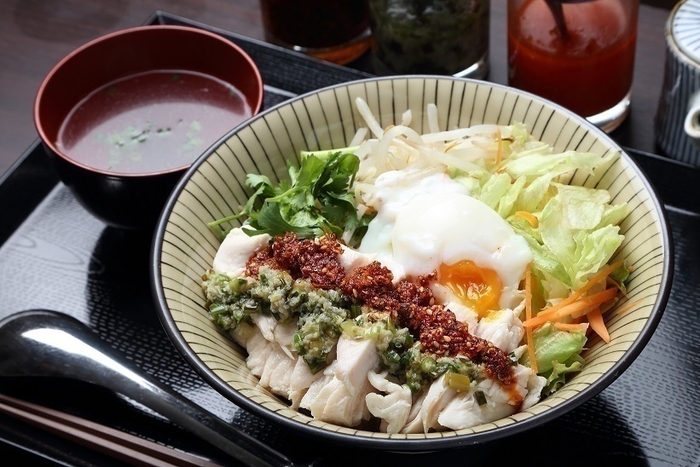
0, 140, 59, 246
0, 11, 697, 466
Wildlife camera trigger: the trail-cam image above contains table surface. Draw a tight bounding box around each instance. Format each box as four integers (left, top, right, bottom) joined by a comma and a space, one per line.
0, 0, 681, 180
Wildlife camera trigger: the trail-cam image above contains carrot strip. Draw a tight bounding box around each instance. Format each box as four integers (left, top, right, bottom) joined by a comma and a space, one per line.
613, 299, 642, 316
514, 211, 539, 228
495, 127, 503, 165
534, 260, 624, 319
587, 307, 611, 343
570, 302, 603, 320
553, 322, 589, 332
606, 276, 629, 298
525, 265, 538, 373
523, 287, 619, 328
525, 265, 533, 321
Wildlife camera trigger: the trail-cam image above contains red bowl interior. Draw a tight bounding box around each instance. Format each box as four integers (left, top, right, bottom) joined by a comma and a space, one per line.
34, 25, 264, 175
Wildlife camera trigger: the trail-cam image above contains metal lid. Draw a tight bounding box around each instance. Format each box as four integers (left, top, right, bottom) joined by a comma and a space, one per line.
671, 0, 700, 65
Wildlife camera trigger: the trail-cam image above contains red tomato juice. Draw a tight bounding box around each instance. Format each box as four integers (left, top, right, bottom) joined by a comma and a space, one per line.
508, 0, 637, 117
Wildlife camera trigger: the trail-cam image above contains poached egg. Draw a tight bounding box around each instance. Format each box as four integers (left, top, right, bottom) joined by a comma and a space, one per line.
358, 169, 533, 314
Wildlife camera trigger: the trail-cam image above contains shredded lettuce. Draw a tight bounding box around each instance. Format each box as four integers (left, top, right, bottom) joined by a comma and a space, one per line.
502, 150, 609, 180
543, 356, 584, 396
456, 124, 629, 301
522, 322, 587, 395
513, 173, 553, 214
538, 185, 626, 292
529, 322, 587, 374
450, 125, 627, 389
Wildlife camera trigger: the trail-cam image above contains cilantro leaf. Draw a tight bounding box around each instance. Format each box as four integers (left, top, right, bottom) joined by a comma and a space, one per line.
208, 150, 368, 241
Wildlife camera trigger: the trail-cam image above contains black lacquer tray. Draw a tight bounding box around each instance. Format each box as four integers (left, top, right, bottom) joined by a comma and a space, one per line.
1, 11, 699, 467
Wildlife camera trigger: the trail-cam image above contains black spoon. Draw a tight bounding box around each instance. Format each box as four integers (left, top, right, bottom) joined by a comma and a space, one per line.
0, 309, 302, 467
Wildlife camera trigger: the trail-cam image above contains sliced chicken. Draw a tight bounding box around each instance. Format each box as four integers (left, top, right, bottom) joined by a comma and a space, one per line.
401, 374, 456, 433
228, 321, 255, 348
251, 313, 277, 342
243, 328, 270, 377
335, 336, 380, 393
212, 227, 270, 277
474, 304, 525, 353
258, 344, 295, 394
430, 284, 479, 331
339, 245, 376, 274
300, 336, 379, 427
365, 370, 413, 433
441, 380, 518, 430
288, 356, 325, 409
242, 328, 295, 396
299, 363, 336, 412
437, 360, 544, 430
272, 319, 297, 359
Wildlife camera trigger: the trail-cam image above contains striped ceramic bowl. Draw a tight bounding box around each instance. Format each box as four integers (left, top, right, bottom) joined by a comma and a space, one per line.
152, 76, 673, 450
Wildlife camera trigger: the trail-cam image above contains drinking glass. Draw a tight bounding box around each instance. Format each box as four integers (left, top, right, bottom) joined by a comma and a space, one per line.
259, 0, 371, 65
368, 0, 490, 78
507, 0, 639, 132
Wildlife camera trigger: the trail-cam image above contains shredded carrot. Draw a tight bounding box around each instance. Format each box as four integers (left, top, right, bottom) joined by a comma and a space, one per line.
495, 127, 503, 165
553, 322, 589, 332
606, 276, 629, 298
570, 302, 604, 320
613, 299, 642, 317
525, 264, 533, 321
587, 307, 611, 343
523, 287, 619, 328
533, 260, 624, 319
514, 211, 539, 228
524, 264, 538, 373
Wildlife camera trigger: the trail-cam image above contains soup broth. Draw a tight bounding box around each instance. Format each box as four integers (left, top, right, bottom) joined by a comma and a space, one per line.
57, 70, 253, 174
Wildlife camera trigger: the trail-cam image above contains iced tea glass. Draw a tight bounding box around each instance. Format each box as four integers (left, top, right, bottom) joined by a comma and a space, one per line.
507, 0, 639, 132
260, 0, 371, 65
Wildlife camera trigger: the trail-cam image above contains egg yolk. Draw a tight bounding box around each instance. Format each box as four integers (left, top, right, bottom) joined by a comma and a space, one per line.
438, 260, 503, 318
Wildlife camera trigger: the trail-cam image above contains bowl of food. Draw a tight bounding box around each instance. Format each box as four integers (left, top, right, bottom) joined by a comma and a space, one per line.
151, 76, 672, 450
34, 25, 263, 231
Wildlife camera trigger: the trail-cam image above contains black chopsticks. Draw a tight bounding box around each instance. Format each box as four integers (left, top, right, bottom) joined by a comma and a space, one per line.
0, 392, 223, 466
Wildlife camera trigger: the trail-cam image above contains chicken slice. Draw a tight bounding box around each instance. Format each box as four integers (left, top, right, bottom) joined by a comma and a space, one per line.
299, 363, 336, 412
288, 357, 325, 409
365, 370, 413, 433
251, 313, 277, 342
228, 321, 255, 348
401, 374, 456, 433
243, 328, 269, 377
212, 227, 270, 277
429, 284, 478, 331
437, 379, 517, 430
339, 245, 376, 274
258, 344, 295, 395
300, 336, 380, 427
242, 327, 296, 397
437, 360, 544, 430
272, 319, 297, 359
474, 304, 525, 353
334, 336, 380, 394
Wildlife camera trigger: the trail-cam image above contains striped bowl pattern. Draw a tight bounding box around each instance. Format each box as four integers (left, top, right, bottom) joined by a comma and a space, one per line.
152, 76, 673, 449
